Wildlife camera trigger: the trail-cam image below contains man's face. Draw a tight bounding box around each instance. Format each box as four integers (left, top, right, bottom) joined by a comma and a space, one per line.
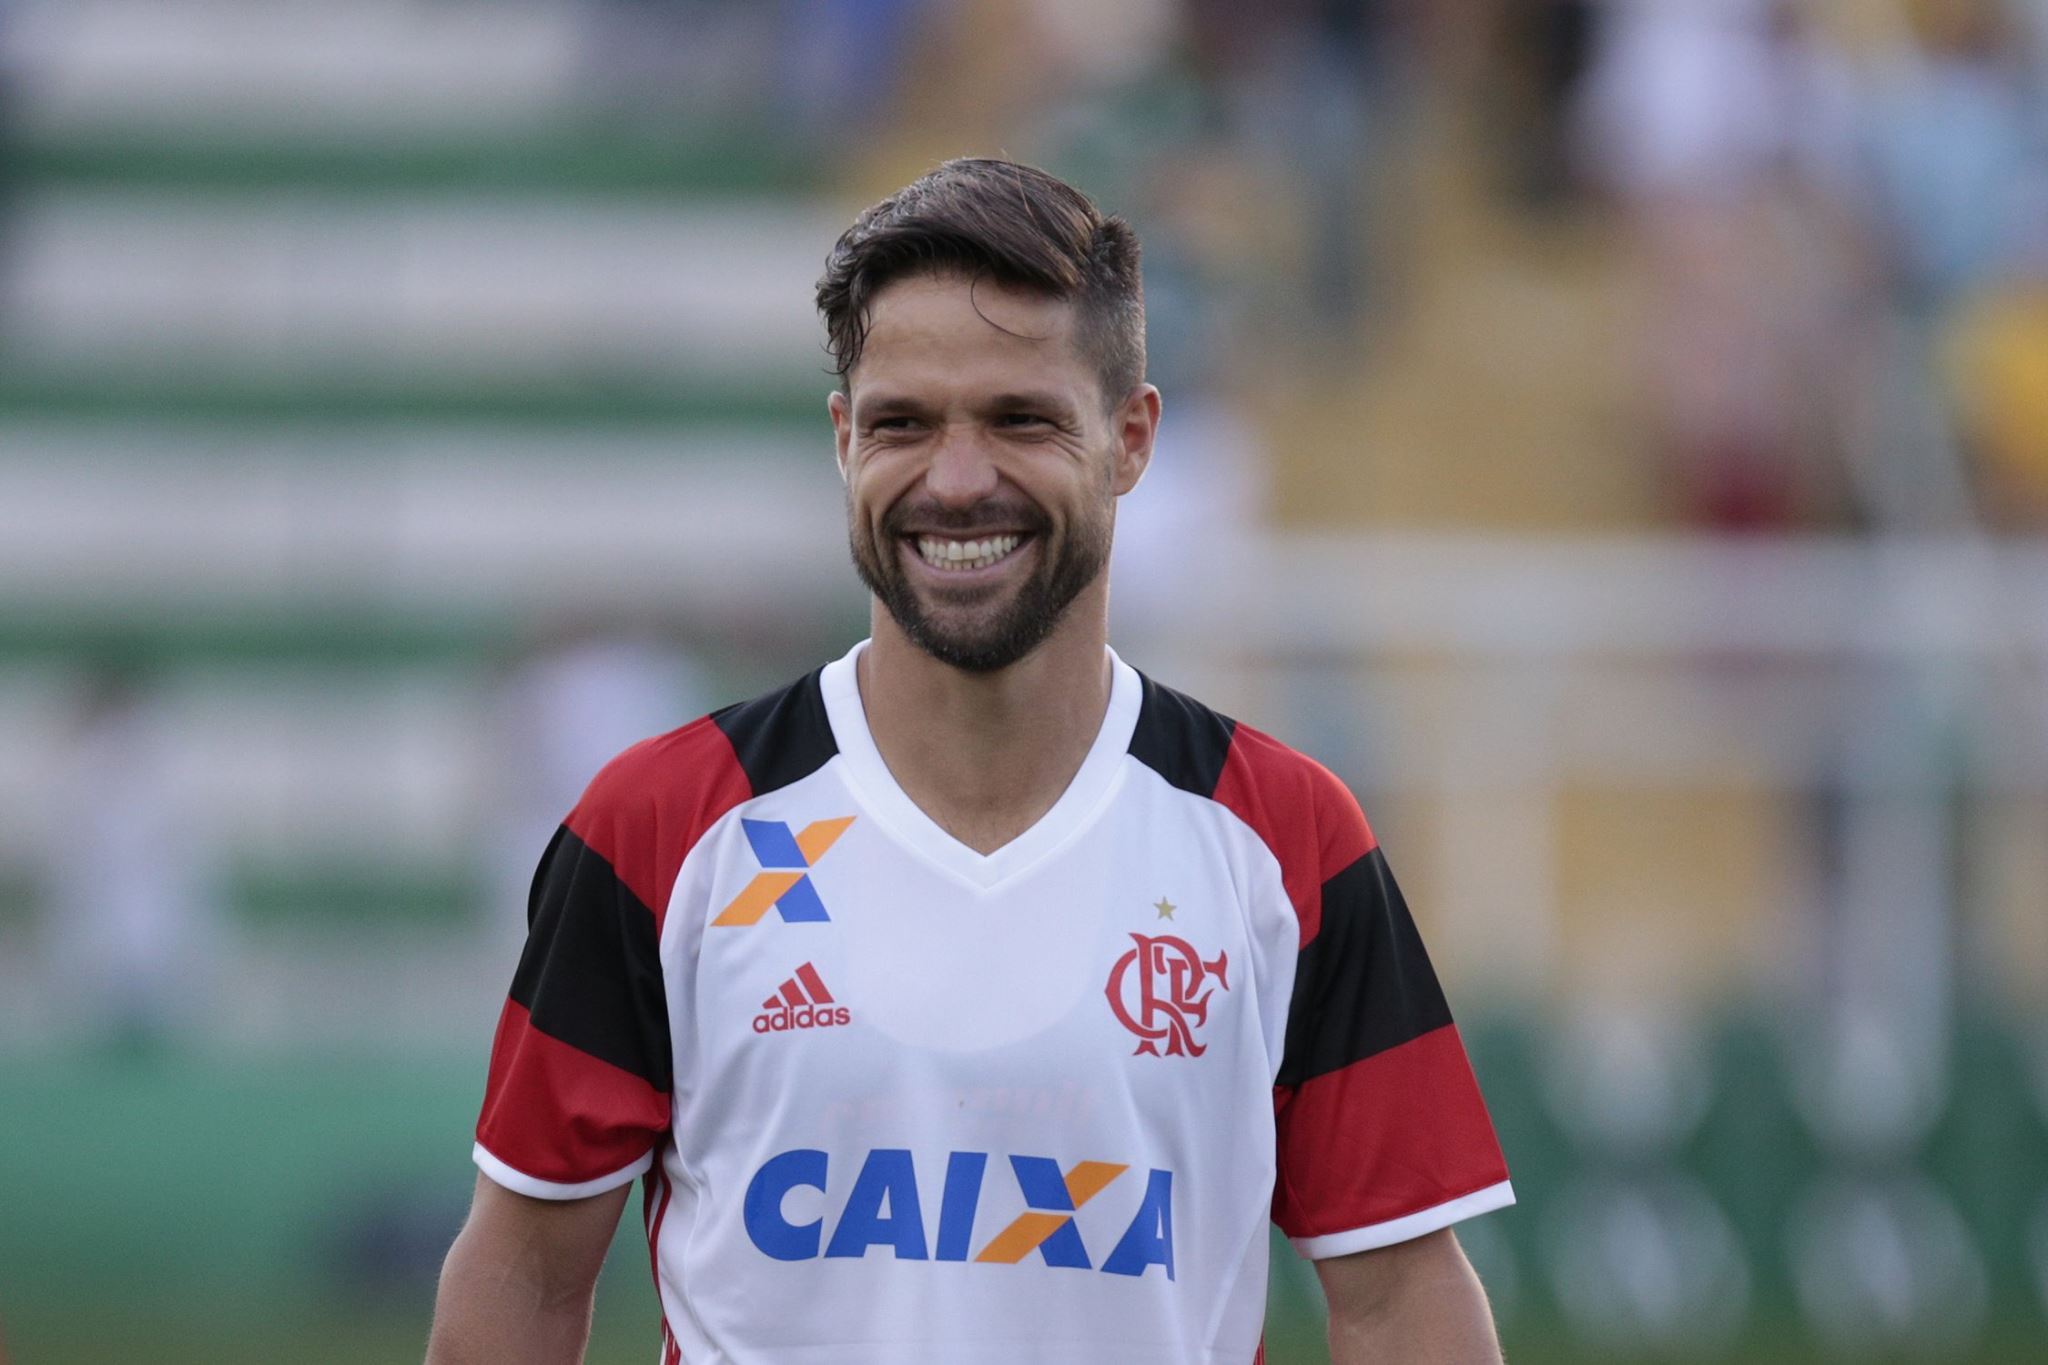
830, 272, 1154, 673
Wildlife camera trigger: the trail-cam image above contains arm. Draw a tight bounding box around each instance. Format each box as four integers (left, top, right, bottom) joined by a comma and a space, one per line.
1316, 1228, 1503, 1365
425, 1173, 630, 1365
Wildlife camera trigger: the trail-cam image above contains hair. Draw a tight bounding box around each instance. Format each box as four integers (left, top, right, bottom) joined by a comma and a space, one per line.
816, 158, 1145, 406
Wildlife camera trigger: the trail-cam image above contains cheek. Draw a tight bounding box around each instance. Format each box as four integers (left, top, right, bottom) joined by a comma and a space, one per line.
848, 465, 910, 533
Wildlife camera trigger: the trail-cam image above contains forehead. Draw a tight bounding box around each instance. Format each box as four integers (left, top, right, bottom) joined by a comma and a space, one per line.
849, 272, 1096, 402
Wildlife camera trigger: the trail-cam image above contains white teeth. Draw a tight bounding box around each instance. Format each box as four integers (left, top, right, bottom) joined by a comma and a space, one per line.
915, 534, 1022, 571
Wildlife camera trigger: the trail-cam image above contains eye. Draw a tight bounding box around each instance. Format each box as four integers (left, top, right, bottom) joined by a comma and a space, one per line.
996, 412, 1052, 429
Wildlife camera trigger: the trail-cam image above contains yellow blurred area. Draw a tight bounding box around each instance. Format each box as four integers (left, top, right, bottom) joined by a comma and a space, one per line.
1948, 285, 2048, 521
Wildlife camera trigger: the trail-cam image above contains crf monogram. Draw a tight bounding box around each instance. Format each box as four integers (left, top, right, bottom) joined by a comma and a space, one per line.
1105, 933, 1229, 1057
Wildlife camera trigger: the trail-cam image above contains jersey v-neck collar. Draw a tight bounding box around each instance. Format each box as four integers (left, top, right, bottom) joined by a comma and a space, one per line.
818, 638, 1142, 892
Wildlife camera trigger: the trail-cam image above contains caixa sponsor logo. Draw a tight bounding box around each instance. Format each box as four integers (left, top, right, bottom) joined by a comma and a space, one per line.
744, 1148, 1175, 1279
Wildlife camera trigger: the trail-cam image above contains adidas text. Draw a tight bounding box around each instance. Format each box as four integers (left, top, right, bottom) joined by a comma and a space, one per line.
754, 1003, 852, 1033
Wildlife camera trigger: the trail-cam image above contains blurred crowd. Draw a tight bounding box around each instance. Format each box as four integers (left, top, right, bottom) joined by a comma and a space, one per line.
577, 0, 2048, 533
1562, 0, 2048, 532
3, 0, 2041, 533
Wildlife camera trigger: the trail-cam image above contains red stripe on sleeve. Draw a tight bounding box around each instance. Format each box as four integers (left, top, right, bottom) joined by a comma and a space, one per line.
1212, 724, 1377, 948
1270, 1023, 1508, 1240
562, 716, 754, 933
476, 998, 670, 1186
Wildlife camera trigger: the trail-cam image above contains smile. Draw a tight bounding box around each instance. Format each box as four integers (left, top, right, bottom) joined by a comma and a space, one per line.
911, 533, 1026, 572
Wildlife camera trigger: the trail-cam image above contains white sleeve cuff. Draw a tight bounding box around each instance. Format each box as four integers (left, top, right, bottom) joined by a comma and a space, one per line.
473, 1142, 654, 1200
1288, 1179, 1516, 1259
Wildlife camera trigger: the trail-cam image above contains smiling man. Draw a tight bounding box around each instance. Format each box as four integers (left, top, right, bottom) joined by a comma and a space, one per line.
428, 159, 1513, 1364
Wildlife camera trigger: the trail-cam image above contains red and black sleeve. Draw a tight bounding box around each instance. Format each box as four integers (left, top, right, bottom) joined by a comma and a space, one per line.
471, 677, 836, 1198
1216, 725, 1512, 1256
473, 811, 676, 1197
473, 713, 746, 1197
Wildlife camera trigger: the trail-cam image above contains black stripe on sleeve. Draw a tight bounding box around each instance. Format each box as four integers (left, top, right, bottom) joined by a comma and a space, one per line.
1127, 673, 1237, 798
712, 669, 838, 798
1275, 847, 1454, 1089
511, 825, 673, 1093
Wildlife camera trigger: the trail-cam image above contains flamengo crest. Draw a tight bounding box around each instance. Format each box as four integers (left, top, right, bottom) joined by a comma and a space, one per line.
1106, 932, 1229, 1057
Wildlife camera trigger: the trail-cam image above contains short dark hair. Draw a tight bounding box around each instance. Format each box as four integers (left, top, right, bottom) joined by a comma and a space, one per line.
816, 158, 1145, 405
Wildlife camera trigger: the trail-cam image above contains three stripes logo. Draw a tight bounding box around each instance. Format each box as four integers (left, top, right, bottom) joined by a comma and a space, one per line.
714, 816, 855, 926
753, 962, 850, 1034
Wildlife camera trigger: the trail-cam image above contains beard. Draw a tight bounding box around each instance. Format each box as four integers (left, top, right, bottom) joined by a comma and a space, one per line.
848, 488, 1113, 674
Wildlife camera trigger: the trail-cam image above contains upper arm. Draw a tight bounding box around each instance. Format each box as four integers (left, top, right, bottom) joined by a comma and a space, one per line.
457, 1172, 631, 1303
1314, 1228, 1473, 1323
427, 1174, 632, 1362
1315, 1228, 1500, 1363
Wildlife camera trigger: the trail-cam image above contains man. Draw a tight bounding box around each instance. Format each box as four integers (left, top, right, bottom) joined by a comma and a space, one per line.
429, 158, 1513, 1363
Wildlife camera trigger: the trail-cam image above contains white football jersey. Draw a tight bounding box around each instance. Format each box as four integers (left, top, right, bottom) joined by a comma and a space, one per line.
475, 642, 1512, 1364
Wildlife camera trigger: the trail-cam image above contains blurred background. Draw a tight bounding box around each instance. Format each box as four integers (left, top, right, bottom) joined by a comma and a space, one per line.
1, 0, 2045, 1360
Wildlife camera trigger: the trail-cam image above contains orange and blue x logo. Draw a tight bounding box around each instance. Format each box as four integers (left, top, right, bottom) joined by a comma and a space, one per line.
974, 1157, 1129, 1266
712, 817, 855, 926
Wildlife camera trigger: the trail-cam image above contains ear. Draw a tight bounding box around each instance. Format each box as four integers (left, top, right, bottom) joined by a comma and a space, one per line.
1109, 384, 1161, 496
828, 389, 853, 482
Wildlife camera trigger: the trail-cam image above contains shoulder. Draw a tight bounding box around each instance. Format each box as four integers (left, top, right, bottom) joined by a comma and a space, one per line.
574, 669, 835, 816
1127, 673, 1376, 943
566, 711, 730, 834
564, 667, 837, 913
1127, 672, 1373, 844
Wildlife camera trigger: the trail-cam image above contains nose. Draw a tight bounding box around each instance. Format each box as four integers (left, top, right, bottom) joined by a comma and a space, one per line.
922, 423, 1001, 508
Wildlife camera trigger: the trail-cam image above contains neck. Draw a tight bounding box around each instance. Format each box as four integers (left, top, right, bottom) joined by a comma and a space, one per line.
856, 585, 1114, 855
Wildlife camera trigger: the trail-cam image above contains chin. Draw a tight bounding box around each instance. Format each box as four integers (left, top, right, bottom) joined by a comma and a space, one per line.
911, 635, 1038, 674
904, 597, 1075, 673
903, 616, 1015, 669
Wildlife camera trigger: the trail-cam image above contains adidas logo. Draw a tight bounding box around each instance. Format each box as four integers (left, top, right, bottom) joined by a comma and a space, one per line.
752, 962, 851, 1034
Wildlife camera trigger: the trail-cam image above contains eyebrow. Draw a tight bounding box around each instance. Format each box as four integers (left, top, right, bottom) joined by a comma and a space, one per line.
855, 391, 1080, 420
982, 391, 1076, 417
855, 394, 932, 420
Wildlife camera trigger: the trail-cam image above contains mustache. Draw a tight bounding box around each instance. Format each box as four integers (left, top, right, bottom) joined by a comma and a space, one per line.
880, 500, 1049, 537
